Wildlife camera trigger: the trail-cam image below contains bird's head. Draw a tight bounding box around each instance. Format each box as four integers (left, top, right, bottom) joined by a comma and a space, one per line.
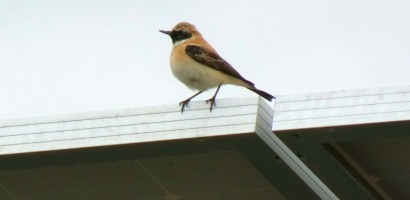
159, 22, 200, 45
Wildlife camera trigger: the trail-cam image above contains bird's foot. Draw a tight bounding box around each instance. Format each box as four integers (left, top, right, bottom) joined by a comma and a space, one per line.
179, 99, 191, 113
205, 97, 217, 112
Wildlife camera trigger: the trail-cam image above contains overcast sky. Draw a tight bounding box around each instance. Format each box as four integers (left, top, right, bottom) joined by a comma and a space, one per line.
1, 1, 409, 119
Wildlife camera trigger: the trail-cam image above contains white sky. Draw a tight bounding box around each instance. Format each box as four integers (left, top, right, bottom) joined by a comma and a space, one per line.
1, 1, 409, 119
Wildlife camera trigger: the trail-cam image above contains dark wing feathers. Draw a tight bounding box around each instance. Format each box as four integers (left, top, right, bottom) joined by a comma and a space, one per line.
185, 45, 254, 86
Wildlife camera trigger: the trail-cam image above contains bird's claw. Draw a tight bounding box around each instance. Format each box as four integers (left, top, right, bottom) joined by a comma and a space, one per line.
179, 99, 190, 113
206, 98, 216, 112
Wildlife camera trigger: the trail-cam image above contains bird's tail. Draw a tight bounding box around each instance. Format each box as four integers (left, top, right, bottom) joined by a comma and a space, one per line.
248, 88, 275, 102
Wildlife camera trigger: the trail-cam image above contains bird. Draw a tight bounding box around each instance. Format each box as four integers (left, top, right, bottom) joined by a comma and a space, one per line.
159, 22, 275, 113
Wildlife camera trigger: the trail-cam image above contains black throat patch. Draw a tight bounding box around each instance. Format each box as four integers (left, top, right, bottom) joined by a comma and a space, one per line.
170, 30, 192, 44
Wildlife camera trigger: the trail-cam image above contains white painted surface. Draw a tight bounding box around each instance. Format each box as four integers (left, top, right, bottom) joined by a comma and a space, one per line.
1, 84, 410, 155
273, 84, 410, 131
0, 97, 273, 155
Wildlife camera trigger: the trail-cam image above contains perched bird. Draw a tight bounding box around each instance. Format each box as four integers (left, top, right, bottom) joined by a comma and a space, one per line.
160, 22, 274, 113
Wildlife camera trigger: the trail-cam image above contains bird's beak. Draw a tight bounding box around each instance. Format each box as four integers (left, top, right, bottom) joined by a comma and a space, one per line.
159, 30, 172, 35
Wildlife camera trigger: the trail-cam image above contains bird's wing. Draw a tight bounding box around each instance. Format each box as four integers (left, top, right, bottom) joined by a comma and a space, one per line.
185, 44, 254, 86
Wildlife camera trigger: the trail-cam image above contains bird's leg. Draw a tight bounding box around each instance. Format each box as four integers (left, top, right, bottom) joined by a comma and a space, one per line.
206, 84, 222, 112
179, 91, 203, 113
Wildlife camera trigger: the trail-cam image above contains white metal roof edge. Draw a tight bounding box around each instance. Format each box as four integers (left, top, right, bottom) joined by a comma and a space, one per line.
0, 97, 263, 127
0, 97, 273, 155
273, 84, 410, 130
1, 83, 409, 140
275, 84, 410, 102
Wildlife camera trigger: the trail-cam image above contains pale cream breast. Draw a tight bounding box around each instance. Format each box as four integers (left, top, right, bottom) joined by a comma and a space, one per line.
169, 39, 249, 91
